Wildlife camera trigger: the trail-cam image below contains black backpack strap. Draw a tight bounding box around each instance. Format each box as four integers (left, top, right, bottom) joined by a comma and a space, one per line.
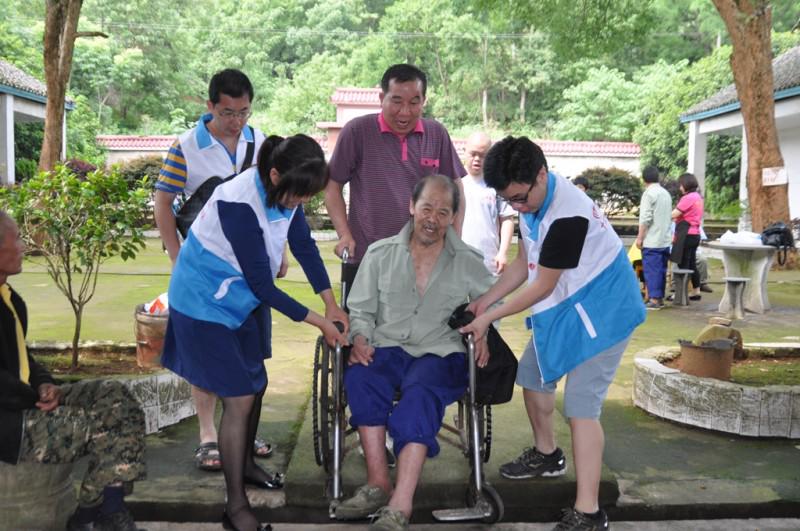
241, 126, 255, 170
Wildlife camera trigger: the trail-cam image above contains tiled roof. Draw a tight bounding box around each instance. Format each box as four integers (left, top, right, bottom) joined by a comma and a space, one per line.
331, 87, 382, 106
452, 138, 640, 157
95, 134, 329, 153
96, 135, 635, 159
0, 60, 75, 107
96, 135, 177, 150
0, 60, 47, 98
682, 44, 800, 120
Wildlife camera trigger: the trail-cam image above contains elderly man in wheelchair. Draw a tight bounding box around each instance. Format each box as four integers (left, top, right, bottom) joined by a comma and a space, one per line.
331, 174, 496, 530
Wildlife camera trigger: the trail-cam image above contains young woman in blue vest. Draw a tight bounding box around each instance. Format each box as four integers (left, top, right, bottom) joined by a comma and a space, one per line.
161, 134, 349, 531
459, 137, 645, 531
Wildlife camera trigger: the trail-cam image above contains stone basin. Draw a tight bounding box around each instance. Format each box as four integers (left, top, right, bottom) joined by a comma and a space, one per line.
632, 344, 800, 439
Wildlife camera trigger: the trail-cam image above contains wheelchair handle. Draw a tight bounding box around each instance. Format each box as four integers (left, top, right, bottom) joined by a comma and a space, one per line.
341, 247, 350, 264
333, 321, 346, 333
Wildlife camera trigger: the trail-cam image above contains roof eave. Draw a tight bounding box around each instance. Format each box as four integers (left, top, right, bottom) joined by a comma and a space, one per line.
680, 85, 800, 124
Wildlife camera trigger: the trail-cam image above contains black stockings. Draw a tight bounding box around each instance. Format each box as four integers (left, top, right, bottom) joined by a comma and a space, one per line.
219, 386, 265, 531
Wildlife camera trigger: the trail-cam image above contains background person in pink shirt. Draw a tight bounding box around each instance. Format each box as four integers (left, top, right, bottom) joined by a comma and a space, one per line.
670, 172, 705, 300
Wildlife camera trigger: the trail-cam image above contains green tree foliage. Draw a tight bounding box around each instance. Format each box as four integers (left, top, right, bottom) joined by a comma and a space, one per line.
66, 95, 105, 165
116, 154, 164, 191
0, 166, 150, 368
554, 67, 639, 141
578, 167, 643, 216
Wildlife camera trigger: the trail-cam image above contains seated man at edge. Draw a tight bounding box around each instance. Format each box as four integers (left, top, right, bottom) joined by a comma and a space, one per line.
334, 174, 495, 531
0, 210, 146, 531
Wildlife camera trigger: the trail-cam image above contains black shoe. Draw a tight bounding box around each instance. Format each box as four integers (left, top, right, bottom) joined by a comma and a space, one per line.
553, 507, 609, 530
499, 447, 567, 479
243, 472, 284, 489
689, 294, 702, 301
700, 284, 713, 293
66, 514, 93, 531
222, 510, 272, 531
93, 507, 145, 531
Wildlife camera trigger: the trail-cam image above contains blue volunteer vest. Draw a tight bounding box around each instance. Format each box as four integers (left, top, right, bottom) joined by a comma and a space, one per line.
521, 173, 645, 382
169, 167, 296, 329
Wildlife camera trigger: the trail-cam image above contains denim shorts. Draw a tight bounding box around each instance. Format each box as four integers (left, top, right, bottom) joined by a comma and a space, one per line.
516, 336, 630, 419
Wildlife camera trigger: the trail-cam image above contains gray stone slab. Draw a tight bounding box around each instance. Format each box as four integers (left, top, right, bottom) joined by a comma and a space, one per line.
759, 388, 792, 437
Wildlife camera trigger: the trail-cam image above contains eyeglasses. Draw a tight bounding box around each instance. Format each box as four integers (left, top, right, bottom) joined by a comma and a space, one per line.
217, 109, 252, 120
504, 182, 535, 205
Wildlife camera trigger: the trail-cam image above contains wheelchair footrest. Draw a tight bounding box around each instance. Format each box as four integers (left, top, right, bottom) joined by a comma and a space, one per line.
432, 499, 494, 521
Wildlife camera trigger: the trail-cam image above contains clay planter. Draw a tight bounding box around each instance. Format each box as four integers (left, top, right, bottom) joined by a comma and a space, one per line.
134, 304, 168, 368
678, 339, 734, 381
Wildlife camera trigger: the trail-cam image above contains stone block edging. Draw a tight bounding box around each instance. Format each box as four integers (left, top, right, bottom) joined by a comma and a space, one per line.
28, 341, 194, 435
632, 346, 800, 439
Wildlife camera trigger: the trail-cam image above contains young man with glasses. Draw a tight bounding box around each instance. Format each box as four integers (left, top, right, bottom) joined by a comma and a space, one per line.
154, 69, 277, 475
459, 137, 645, 531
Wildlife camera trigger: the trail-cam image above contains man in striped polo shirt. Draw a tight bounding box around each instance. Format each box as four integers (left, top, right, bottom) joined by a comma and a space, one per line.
324, 63, 467, 266
154, 69, 276, 473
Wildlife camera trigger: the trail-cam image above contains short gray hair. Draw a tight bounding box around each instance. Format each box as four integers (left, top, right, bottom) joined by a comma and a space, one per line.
411, 174, 460, 215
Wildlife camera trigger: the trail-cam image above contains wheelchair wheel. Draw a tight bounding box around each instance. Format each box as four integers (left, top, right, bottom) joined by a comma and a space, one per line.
465, 479, 504, 524
312, 335, 334, 470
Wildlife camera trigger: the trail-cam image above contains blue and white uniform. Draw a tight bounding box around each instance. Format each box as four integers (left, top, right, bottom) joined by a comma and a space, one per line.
156, 114, 266, 196
520, 173, 645, 384
161, 167, 330, 396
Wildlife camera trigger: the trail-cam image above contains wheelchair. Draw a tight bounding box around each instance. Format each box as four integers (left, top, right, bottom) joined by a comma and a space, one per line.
311, 250, 504, 523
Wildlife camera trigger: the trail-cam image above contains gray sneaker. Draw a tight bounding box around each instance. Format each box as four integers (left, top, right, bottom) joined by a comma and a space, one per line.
499, 447, 567, 479
552, 507, 609, 530
334, 484, 390, 520
368, 506, 409, 531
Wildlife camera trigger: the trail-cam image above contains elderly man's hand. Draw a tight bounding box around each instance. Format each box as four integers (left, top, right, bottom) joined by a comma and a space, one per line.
474, 334, 491, 368
348, 335, 374, 366
36, 383, 62, 412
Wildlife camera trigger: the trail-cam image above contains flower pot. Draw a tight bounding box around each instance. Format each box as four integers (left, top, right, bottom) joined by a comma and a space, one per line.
134, 303, 167, 368
678, 339, 734, 381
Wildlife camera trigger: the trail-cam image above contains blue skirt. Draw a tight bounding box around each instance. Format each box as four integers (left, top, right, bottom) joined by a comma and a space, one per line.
161, 306, 269, 397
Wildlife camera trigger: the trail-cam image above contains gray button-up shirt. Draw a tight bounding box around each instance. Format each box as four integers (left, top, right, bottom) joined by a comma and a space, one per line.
638, 183, 673, 249
347, 221, 495, 358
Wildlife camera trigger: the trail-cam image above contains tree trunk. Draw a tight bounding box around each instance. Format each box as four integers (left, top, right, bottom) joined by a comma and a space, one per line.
70, 305, 82, 369
40, 0, 83, 172
712, 0, 790, 232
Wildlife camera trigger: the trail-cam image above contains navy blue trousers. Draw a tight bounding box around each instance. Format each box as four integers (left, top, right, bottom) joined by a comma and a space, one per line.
642, 247, 670, 299
344, 346, 467, 458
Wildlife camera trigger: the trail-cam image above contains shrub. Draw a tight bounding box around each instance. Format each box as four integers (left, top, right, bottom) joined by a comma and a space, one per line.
65, 158, 98, 179
0, 165, 150, 368
14, 158, 38, 183
578, 167, 642, 216
116, 155, 164, 191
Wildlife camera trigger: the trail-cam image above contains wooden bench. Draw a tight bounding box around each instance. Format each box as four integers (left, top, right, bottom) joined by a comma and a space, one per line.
722, 276, 749, 320
671, 267, 694, 306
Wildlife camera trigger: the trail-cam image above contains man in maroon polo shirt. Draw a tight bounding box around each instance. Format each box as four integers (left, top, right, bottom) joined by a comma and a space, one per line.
324, 63, 467, 264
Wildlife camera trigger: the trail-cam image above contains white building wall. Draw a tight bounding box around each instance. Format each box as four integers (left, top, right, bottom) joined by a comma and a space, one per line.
546, 155, 641, 179
778, 126, 800, 219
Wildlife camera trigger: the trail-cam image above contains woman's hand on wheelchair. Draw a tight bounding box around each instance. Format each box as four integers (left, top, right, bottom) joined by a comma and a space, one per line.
348, 335, 375, 366
321, 319, 349, 348
459, 313, 490, 342
325, 304, 350, 335
466, 296, 490, 319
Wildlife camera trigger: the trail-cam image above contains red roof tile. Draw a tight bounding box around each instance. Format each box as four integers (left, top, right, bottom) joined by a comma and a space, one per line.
452, 138, 640, 157
95, 135, 177, 150
331, 87, 382, 106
